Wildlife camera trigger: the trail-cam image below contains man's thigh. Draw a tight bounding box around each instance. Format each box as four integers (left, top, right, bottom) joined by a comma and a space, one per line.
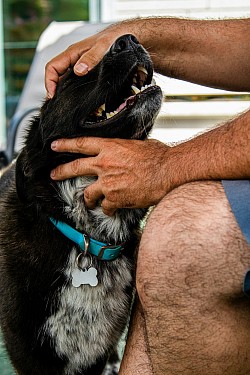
137, 181, 250, 375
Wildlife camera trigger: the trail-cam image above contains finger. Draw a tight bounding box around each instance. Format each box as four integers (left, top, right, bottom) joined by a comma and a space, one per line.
45, 56, 72, 98
51, 137, 107, 155
45, 64, 62, 99
101, 198, 117, 217
73, 38, 113, 75
84, 182, 103, 209
50, 158, 97, 180
45, 46, 87, 98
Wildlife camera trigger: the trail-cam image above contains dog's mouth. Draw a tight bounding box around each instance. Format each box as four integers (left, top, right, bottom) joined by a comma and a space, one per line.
43, 35, 163, 145
84, 65, 155, 126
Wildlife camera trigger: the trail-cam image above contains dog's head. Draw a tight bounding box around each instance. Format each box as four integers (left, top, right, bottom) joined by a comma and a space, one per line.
41, 34, 162, 145
16, 35, 162, 207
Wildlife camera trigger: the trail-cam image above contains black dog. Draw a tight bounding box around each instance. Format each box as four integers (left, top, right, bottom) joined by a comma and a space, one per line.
0, 34, 162, 375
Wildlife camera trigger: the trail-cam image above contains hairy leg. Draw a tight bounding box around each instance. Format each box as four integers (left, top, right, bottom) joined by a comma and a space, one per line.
123, 181, 250, 375
119, 297, 153, 375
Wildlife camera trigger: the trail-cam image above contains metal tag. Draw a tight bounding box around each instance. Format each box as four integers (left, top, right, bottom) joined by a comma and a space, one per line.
72, 267, 98, 288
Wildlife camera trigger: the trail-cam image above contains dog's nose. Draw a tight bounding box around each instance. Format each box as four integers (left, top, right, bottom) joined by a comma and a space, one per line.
110, 34, 140, 54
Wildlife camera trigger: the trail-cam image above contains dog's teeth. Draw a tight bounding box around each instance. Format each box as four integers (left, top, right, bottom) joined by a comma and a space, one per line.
106, 112, 116, 119
131, 85, 140, 94
138, 66, 148, 75
141, 84, 152, 92
95, 103, 106, 116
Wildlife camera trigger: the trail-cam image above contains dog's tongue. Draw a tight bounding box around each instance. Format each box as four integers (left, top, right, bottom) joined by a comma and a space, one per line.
116, 95, 136, 112
90, 94, 137, 122
116, 101, 126, 112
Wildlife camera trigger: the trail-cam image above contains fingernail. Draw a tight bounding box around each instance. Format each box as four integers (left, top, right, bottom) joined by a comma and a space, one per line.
50, 170, 56, 179
46, 91, 53, 99
74, 63, 89, 74
51, 141, 58, 150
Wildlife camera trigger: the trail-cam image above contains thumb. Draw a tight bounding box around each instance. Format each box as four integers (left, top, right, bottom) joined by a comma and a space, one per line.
73, 42, 111, 76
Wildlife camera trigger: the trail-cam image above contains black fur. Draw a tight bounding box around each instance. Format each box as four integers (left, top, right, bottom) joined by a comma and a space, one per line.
0, 35, 162, 375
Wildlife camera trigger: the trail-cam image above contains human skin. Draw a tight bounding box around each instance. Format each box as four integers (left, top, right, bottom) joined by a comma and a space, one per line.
45, 17, 250, 97
50, 110, 250, 216
118, 180, 250, 374
45, 17, 250, 374
47, 17, 250, 216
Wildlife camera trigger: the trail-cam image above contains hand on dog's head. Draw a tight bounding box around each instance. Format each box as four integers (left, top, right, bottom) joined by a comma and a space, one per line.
16, 35, 162, 206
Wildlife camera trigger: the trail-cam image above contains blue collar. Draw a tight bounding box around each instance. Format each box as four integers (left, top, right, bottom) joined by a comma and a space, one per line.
49, 218, 125, 261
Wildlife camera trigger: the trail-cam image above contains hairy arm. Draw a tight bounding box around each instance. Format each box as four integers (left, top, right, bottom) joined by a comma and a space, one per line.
45, 17, 250, 97
133, 17, 250, 91
164, 110, 250, 187
47, 16, 250, 215
50, 110, 250, 215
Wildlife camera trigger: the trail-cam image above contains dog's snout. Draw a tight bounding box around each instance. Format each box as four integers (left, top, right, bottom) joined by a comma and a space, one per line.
110, 34, 140, 54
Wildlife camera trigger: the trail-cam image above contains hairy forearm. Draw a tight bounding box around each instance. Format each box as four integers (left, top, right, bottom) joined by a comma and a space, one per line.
164, 109, 250, 191
49, 110, 249, 211
109, 17, 250, 91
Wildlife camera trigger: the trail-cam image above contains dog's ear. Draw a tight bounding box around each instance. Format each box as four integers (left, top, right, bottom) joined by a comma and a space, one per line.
15, 149, 31, 203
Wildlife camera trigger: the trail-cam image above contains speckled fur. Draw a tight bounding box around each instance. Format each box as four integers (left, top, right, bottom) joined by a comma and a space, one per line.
40, 177, 144, 374
59, 177, 146, 243
44, 249, 132, 375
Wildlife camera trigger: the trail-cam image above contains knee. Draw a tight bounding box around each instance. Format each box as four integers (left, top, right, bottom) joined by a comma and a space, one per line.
136, 181, 243, 309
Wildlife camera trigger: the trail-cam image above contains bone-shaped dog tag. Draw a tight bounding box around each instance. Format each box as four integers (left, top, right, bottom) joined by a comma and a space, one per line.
72, 267, 98, 288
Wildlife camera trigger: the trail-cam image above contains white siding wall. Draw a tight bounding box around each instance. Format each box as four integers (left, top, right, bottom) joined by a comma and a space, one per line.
101, 0, 250, 22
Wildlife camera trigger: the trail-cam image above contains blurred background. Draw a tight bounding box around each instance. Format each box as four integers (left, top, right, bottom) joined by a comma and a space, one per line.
1, 0, 89, 155
3, 0, 88, 115
0, 0, 250, 373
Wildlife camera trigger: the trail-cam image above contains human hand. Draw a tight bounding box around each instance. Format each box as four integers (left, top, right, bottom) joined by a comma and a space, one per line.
45, 23, 137, 99
50, 137, 170, 216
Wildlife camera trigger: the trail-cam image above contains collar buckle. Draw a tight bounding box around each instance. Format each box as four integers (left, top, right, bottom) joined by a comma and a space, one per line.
97, 244, 124, 260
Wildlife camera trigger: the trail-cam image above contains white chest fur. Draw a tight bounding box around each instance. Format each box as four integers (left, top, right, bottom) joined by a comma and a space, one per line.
42, 177, 140, 374
57, 177, 145, 244
43, 249, 132, 374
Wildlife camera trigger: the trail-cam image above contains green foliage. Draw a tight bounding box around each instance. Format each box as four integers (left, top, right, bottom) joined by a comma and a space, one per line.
4, 0, 89, 42
50, 0, 89, 21
3, 0, 89, 106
